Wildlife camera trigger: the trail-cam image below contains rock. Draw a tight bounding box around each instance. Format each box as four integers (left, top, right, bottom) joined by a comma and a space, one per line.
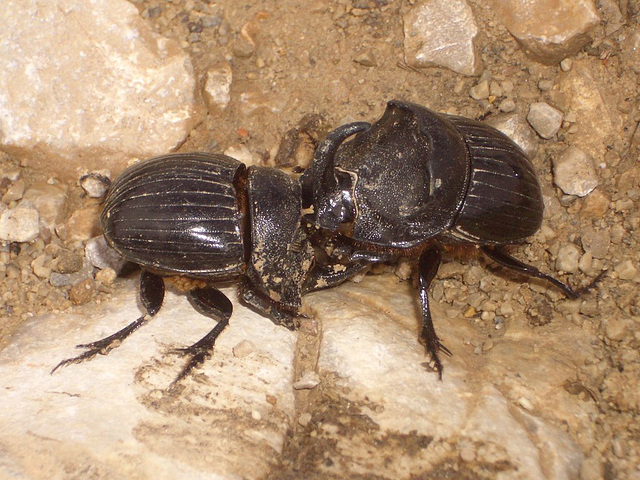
69, 278, 95, 305
580, 228, 610, 259
80, 171, 111, 199
85, 235, 127, 273
552, 147, 598, 197
22, 182, 69, 230
223, 145, 261, 167
354, 50, 377, 67
403, 0, 481, 76
52, 251, 84, 274
203, 62, 233, 112
232, 339, 256, 358
487, 0, 600, 64
293, 371, 321, 390
0, 283, 297, 479
555, 60, 621, 159
614, 260, 637, 281
527, 102, 564, 139
469, 80, 490, 100
556, 244, 581, 273
0, 0, 204, 180
238, 90, 286, 117
580, 189, 610, 217
65, 204, 102, 242
1, 179, 25, 204
621, 29, 640, 75
485, 112, 539, 158
0, 205, 40, 242
305, 275, 595, 478
604, 317, 629, 342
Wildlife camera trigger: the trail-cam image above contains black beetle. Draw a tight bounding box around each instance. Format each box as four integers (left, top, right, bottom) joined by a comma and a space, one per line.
53, 152, 324, 382
301, 100, 601, 377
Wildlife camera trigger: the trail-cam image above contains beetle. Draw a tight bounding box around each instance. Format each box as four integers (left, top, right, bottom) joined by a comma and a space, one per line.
53, 152, 328, 383
301, 100, 602, 378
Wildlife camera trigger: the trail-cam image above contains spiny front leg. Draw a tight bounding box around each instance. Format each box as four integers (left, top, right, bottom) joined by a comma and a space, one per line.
52, 270, 165, 373
418, 246, 451, 380
170, 286, 232, 386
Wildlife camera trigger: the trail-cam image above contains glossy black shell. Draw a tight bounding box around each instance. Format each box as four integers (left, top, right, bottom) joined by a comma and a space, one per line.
101, 153, 246, 277
306, 101, 544, 248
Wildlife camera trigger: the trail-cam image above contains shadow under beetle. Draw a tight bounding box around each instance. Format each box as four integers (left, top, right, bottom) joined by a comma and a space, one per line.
53, 100, 601, 382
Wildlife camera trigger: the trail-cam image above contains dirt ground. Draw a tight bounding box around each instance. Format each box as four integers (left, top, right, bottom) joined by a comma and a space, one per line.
1, 0, 639, 478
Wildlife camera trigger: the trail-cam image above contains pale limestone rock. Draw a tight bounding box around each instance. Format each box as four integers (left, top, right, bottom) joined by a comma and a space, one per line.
305, 275, 596, 478
203, 62, 233, 112
527, 102, 564, 139
0, 0, 204, 181
22, 182, 69, 230
0, 204, 39, 242
403, 0, 481, 76
488, 0, 600, 64
555, 60, 621, 159
553, 146, 598, 197
485, 112, 539, 158
0, 282, 296, 479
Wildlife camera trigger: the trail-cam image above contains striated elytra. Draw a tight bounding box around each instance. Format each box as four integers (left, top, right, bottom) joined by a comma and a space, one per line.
53, 101, 602, 383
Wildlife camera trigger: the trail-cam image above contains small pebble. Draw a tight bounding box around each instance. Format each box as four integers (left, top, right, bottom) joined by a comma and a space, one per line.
469, 80, 490, 100
0, 206, 40, 242
31, 254, 51, 279
499, 99, 516, 112
605, 317, 629, 342
482, 339, 494, 352
518, 396, 534, 411
53, 251, 84, 274
69, 278, 95, 305
552, 147, 598, 197
251, 410, 262, 421
80, 171, 111, 198
537, 79, 553, 91
459, 443, 476, 462
527, 102, 563, 139
298, 412, 312, 427
560, 57, 573, 71
293, 371, 321, 390
95, 267, 117, 286
85, 236, 127, 273
614, 259, 637, 280
233, 339, 255, 358
556, 244, 581, 274
2, 179, 26, 204
354, 50, 377, 67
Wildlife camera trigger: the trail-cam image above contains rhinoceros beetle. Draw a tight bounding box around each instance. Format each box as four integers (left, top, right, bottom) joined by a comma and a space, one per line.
301, 100, 601, 377
53, 100, 600, 383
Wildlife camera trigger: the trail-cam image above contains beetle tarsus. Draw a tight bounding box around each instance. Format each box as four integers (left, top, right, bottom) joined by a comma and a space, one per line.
170, 286, 232, 386
52, 271, 164, 374
482, 246, 605, 300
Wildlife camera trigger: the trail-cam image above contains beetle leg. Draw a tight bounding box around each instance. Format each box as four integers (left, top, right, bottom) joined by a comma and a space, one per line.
481, 247, 605, 299
239, 279, 302, 330
51, 270, 165, 374
170, 286, 232, 385
302, 260, 370, 294
418, 247, 452, 380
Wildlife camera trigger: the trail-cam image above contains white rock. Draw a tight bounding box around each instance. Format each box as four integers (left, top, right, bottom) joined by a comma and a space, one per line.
403, 0, 481, 76
0, 205, 40, 242
556, 244, 581, 273
85, 235, 127, 273
0, 0, 204, 180
614, 260, 637, 281
527, 102, 564, 139
485, 112, 539, 158
22, 182, 69, 230
553, 146, 598, 197
0, 281, 296, 478
488, 0, 600, 64
306, 275, 594, 478
203, 62, 233, 112
80, 170, 111, 198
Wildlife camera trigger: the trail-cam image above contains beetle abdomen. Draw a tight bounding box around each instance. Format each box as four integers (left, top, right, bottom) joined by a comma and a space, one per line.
445, 116, 544, 244
102, 153, 246, 277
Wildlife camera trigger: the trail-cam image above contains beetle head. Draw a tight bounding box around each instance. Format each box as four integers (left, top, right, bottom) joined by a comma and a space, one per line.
309, 101, 471, 249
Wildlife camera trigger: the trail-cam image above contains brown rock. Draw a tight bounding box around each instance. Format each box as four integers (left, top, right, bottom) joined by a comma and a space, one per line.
488, 0, 600, 64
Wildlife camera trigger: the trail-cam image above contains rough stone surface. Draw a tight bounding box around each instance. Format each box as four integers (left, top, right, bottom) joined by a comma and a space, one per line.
553, 146, 598, 197
0, 282, 297, 479
0, 0, 204, 180
488, 0, 600, 64
555, 61, 621, 160
403, 0, 481, 76
203, 62, 233, 112
485, 112, 539, 158
85, 235, 127, 273
0, 205, 40, 242
527, 102, 564, 139
22, 182, 69, 230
